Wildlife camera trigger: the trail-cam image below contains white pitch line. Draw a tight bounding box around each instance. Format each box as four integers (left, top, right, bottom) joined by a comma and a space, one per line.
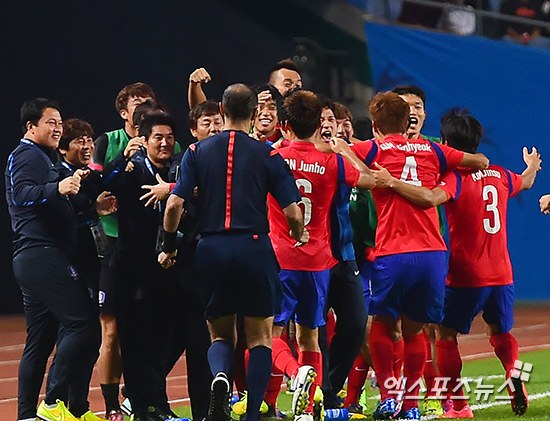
420, 391, 550, 419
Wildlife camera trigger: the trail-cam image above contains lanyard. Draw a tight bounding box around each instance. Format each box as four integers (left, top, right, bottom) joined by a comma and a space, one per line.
144, 157, 163, 213
60, 161, 74, 173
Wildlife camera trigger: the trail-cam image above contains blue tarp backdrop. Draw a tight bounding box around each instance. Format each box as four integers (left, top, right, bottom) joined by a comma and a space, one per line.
365, 22, 550, 300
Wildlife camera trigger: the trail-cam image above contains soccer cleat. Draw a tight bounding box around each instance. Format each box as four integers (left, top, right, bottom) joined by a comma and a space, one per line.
232, 391, 269, 416
78, 410, 108, 421
120, 398, 133, 416
422, 399, 444, 416
107, 410, 125, 421
441, 404, 474, 419
313, 386, 324, 421
347, 403, 365, 418
372, 398, 397, 420
510, 377, 529, 415
37, 399, 79, 421
290, 365, 317, 417
209, 372, 232, 421
392, 407, 420, 420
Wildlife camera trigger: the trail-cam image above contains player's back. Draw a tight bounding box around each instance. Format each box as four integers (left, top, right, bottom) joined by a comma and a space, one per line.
441, 164, 522, 288
368, 134, 463, 256
191, 130, 283, 234
268, 141, 344, 271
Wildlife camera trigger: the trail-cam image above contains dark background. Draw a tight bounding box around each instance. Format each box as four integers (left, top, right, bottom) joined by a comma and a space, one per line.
0, 0, 368, 313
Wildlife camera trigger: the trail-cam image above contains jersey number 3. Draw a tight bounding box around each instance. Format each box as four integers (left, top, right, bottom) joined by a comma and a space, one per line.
483, 185, 501, 234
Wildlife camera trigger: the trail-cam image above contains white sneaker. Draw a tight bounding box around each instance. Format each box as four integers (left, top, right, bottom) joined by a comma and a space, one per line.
291, 365, 316, 416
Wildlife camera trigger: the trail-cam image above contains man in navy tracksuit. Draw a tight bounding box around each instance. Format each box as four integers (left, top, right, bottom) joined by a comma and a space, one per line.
6, 98, 100, 421
159, 84, 305, 421
103, 111, 187, 421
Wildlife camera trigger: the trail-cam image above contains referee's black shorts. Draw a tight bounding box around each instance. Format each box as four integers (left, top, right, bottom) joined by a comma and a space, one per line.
196, 232, 281, 320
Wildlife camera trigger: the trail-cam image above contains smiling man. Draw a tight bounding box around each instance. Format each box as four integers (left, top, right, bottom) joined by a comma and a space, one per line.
103, 112, 186, 421
6, 99, 101, 421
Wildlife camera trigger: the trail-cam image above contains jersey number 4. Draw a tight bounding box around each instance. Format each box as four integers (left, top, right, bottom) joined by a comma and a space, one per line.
400, 156, 422, 186
483, 185, 501, 234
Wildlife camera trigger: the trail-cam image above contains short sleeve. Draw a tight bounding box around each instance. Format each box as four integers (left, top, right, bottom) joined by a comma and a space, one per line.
336, 154, 360, 188
504, 168, 523, 198
350, 140, 376, 164
267, 150, 300, 209
171, 144, 198, 201
438, 170, 462, 201
431, 142, 464, 173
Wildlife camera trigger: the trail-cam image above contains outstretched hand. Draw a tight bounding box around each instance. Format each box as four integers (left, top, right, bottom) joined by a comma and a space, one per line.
141, 173, 170, 209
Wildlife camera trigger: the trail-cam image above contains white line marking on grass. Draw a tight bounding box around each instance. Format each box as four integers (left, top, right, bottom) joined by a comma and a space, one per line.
420, 391, 550, 419
0, 344, 24, 352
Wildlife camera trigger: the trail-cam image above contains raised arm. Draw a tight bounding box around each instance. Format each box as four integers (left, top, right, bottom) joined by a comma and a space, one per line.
373, 163, 448, 208
330, 137, 375, 190
520, 146, 541, 191
188, 67, 210, 109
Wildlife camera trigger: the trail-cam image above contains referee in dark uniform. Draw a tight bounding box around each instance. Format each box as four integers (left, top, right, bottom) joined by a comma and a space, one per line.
6, 98, 101, 421
159, 84, 306, 421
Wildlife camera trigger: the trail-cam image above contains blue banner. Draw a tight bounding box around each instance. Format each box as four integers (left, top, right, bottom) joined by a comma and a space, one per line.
365, 21, 550, 300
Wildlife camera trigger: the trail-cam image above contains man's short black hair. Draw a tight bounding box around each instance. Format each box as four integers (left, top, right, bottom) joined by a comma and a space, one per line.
392, 85, 427, 106
187, 100, 222, 130
20, 98, 60, 134
269, 58, 300, 79
440, 107, 483, 154
283, 90, 323, 140
221, 84, 257, 122
139, 111, 177, 139
253, 84, 283, 121
132, 99, 163, 129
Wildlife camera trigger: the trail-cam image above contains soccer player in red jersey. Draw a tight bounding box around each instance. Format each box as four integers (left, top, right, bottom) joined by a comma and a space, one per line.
373, 108, 541, 418
350, 93, 489, 420
267, 90, 375, 421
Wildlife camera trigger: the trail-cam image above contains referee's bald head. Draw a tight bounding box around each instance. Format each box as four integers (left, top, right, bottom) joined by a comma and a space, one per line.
222, 84, 257, 122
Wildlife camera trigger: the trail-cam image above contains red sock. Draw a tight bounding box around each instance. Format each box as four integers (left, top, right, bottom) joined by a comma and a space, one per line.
344, 354, 369, 407
299, 350, 323, 412
423, 331, 439, 397
436, 339, 466, 410
401, 334, 426, 411
272, 336, 300, 378
369, 321, 396, 401
489, 332, 519, 377
393, 338, 404, 379
264, 365, 284, 406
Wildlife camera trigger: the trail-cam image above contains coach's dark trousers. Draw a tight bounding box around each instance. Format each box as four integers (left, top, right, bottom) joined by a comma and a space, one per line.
13, 246, 101, 419
321, 259, 367, 407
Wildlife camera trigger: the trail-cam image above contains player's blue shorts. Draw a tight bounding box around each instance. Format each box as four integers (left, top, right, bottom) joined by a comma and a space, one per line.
196, 232, 282, 319
369, 251, 446, 324
442, 284, 515, 334
274, 269, 330, 329
359, 260, 373, 310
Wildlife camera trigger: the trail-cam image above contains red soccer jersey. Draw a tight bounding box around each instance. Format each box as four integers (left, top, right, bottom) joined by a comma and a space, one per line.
438, 165, 523, 288
268, 141, 360, 271
352, 134, 464, 257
